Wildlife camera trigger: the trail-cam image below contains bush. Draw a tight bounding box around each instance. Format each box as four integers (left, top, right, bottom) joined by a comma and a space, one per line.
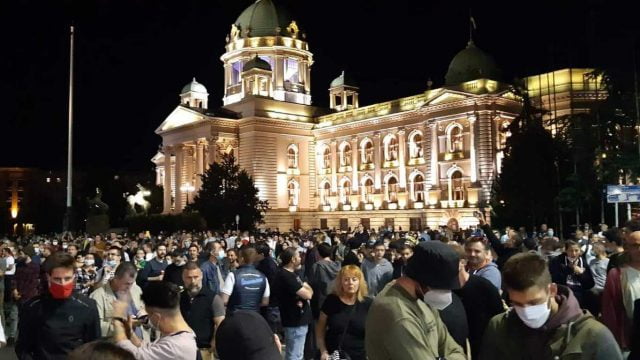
126, 212, 207, 234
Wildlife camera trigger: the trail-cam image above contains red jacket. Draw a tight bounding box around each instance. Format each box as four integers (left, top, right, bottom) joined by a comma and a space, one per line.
602, 267, 632, 349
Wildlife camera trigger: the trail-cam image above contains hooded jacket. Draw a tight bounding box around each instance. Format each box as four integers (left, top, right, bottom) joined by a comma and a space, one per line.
479, 286, 622, 360
472, 261, 502, 290
309, 259, 341, 318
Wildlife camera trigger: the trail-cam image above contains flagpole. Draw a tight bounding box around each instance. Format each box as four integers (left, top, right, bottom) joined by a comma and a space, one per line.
64, 25, 74, 232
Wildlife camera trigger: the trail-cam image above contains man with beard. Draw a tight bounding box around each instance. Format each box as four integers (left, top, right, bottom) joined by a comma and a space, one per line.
137, 244, 169, 289
180, 262, 225, 360
464, 237, 501, 290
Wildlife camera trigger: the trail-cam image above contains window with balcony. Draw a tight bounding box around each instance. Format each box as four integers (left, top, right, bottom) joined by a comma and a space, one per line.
409, 132, 423, 159
340, 143, 352, 167
322, 147, 331, 170
361, 140, 374, 164
387, 177, 398, 203
385, 136, 398, 161
447, 125, 464, 153
363, 178, 374, 203
339, 180, 351, 204
451, 171, 464, 201
288, 180, 299, 206
412, 174, 425, 202
287, 145, 298, 169
321, 182, 331, 206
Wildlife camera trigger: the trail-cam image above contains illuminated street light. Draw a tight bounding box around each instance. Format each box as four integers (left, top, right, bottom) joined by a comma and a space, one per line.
180, 182, 196, 205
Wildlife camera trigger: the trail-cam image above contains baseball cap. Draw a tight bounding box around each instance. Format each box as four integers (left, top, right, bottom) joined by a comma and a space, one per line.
405, 241, 460, 290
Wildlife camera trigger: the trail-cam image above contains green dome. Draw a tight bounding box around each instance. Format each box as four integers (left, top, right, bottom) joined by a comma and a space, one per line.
235, 0, 296, 38
445, 41, 501, 85
330, 71, 357, 88
243, 56, 272, 72
181, 77, 207, 94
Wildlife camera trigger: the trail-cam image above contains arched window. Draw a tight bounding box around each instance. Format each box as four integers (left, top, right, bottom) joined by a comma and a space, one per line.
447, 125, 464, 153
362, 178, 374, 203
387, 177, 398, 203
450, 171, 464, 201
339, 180, 351, 204
321, 181, 331, 205
288, 180, 299, 206
321, 146, 331, 170
340, 143, 352, 167
498, 121, 511, 148
412, 174, 425, 202
287, 145, 298, 169
361, 140, 374, 164
385, 136, 398, 161
409, 132, 423, 159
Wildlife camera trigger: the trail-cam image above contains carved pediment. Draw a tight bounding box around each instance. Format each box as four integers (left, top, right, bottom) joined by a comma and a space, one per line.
427, 91, 468, 105
156, 106, 207, 133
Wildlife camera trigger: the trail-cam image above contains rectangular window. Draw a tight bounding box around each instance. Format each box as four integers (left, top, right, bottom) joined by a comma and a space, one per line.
320, 218, 328, 229
231, 61, 243, 85
284, 58, 299, 83
384, 218, 395, 230
339, 218, 349, 231
360, 218, 370, 230
410, 217, 422, 231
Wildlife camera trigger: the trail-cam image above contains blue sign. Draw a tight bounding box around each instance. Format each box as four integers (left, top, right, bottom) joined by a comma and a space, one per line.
607, 185, 640, 203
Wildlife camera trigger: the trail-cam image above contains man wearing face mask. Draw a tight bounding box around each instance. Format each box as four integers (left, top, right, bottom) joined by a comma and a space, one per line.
365, 241, 465, 360
480, 252, 621, 360
15, 252, 100, 359
113, 281, 198, 359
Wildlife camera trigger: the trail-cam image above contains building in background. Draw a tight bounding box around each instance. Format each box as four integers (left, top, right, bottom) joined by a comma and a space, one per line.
152, 0, 603, 231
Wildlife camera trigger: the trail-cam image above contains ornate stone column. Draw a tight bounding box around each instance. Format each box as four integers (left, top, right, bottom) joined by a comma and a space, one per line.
196, 140, 204, 189
174, 145, 184, 212
162, 146, 172, 213
208, 136, 219, 166
430, 123, 438, 186
373, 132, 382, 190
469, 115, 478, 183
330, 140, 338, 193
398, 128, 407, 189
351, 136, 359, 192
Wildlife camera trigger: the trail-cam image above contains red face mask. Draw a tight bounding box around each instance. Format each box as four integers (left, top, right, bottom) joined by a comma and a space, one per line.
50, 281, 74, 299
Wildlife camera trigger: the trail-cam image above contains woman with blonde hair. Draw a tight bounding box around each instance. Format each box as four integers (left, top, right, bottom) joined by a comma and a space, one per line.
316, 265, 372, 360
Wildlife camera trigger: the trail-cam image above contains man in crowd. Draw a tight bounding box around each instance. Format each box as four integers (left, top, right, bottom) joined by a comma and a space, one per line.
480, 252, 621, 359
200, 242, 225, 294
365, 241, 465, 359
112, 281, 198, 359
215, 310, 282, 360
273, 247, 313, 360
220, 247, 270, 313
603, 221, 640, 350
392, 244, 413, 279
464, 237, 501, 291
348, 224, 369, 250
137, 244, 169, 288
90, 262, 147, 341
308, 243, 340, 318
95, 246, 123, 289
256, 242, 282, 335
181, 262, 225, 360
479, 214, 522, 270
361, 241, 393, 296
12, 248, 40, 306
16, 252, 100, 359
164, 250, 187, 287
549, 240, 595, 307
188, 244, 202, 265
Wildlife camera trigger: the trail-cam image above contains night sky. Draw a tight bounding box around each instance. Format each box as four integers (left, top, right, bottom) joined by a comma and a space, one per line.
1, 0, 638, 173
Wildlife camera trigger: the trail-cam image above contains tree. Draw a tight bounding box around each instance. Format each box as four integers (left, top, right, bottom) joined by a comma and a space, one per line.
492, 80, 560, 229
186, 153, 269, 231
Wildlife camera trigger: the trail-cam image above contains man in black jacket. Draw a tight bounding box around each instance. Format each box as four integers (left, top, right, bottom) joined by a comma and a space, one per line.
478, 214, 522, 270
16, 252, 100, 359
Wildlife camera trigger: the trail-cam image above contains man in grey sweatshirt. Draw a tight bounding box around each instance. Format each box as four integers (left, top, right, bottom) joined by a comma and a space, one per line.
465, 237, 502, 290
361, 241, 394, 296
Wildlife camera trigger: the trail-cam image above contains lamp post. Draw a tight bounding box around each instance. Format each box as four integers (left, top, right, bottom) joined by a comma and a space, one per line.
235, 214, 240, 232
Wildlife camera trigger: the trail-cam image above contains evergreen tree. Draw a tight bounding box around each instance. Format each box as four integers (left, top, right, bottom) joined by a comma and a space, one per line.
186, 153, 268, 230
493, 80, 560, 229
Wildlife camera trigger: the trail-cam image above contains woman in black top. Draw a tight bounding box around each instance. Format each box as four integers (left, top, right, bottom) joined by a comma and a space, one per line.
316, 265, 372, 360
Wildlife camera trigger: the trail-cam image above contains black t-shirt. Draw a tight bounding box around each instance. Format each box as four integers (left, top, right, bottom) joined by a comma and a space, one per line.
215, 310, 282, 360
273, 268, 312, 327
453, 274, 504, 359
321, 294, 373, 360
164, 263, 185, 287
438, 292, 468, 350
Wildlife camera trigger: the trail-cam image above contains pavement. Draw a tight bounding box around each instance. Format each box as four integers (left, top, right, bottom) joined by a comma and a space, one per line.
0, 345, 17, 360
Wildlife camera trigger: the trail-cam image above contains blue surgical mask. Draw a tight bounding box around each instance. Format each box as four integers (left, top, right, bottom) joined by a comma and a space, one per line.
105, 260, 117, 268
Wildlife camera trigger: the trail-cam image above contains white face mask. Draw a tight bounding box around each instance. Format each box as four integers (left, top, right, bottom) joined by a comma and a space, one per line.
423, 289, 453, 310
84, 259, 95, 266
513, 301, 551, 329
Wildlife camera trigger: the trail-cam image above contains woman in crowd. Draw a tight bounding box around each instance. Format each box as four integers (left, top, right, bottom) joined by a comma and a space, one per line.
316, 265, 372, 360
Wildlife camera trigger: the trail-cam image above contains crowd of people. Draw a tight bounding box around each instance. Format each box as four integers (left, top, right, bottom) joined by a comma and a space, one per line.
0, 214, 638, 359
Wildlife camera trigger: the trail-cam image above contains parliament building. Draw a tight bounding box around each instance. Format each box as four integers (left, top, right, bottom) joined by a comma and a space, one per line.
152, 0, 603, 231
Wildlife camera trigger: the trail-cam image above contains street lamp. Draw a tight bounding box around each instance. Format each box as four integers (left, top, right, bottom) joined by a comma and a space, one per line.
235, 214, 240, 232
180, 182, 196, 205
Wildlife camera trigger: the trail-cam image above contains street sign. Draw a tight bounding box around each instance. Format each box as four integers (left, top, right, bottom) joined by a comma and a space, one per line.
607, 185, 640, 203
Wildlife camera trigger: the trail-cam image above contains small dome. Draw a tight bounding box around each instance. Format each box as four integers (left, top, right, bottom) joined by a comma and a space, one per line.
181, 77, 208, 94
243, 56, 272, 72
445, 41, 501, 85
235, 0, 296, 38
330, 71, 357, 88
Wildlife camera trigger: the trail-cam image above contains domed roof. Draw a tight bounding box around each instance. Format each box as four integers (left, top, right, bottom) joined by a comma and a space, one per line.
330, 71, 357, 88
243, 56, 272, 72
235, 0, 295, 38
445, 41, 501, 85
181, 77, 208, 94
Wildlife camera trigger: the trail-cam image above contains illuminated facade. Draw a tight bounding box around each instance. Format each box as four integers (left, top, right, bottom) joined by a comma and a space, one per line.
152, 0, 603, 231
